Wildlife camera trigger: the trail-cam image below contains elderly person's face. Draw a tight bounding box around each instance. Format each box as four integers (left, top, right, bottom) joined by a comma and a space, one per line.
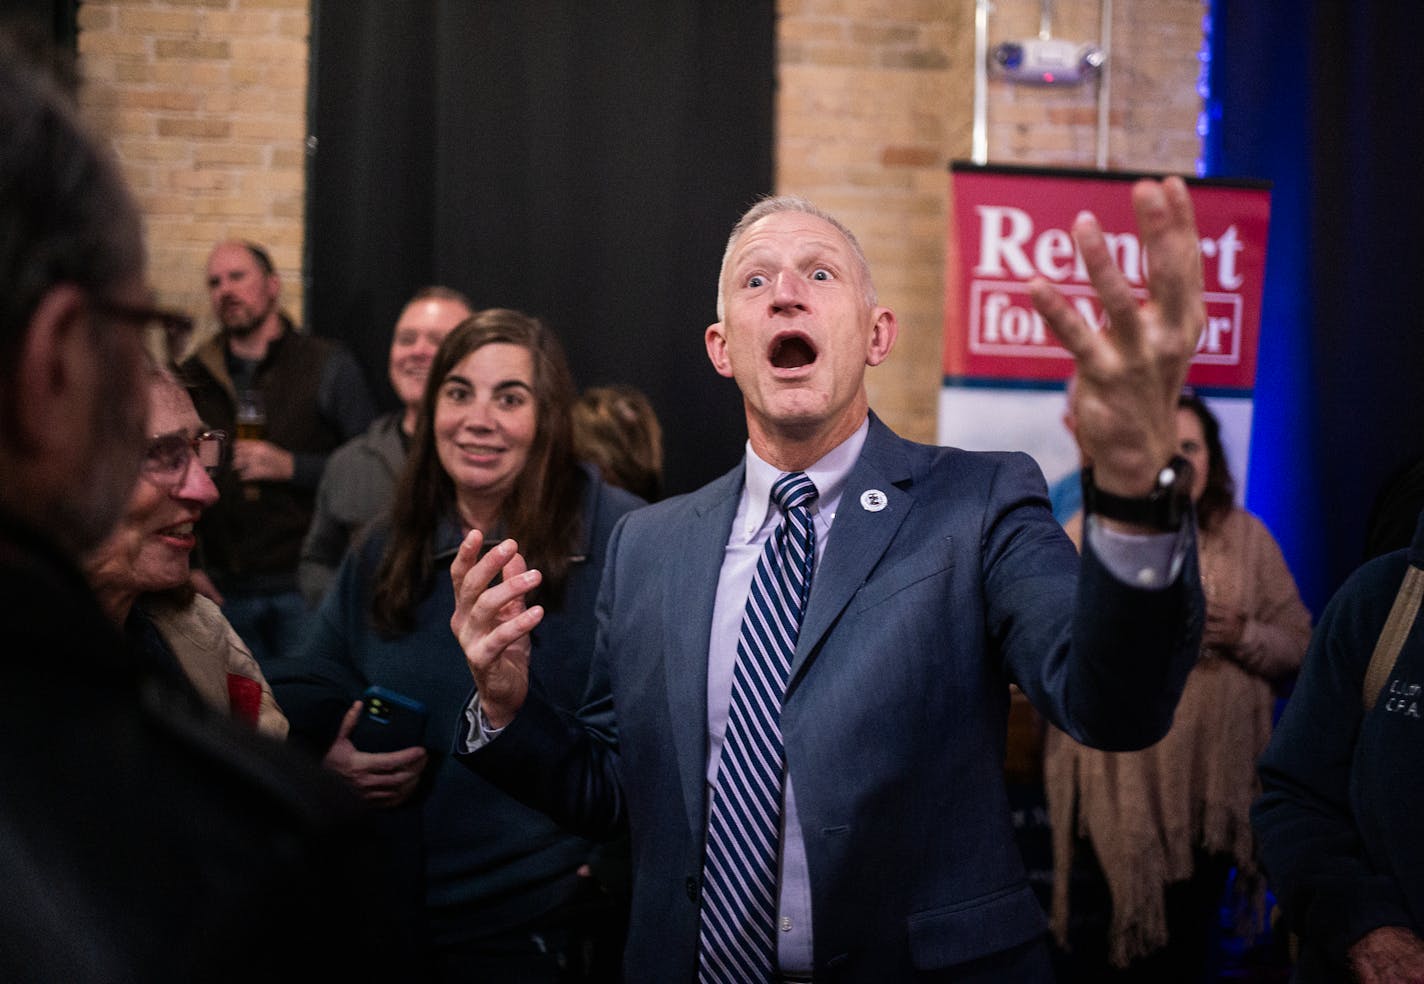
86, 376, 220, 607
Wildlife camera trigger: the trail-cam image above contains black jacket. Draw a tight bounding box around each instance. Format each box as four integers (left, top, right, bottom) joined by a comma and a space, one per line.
1254, 512, 1424, 980
182, 322, 374, 593
0, 510, 398, 982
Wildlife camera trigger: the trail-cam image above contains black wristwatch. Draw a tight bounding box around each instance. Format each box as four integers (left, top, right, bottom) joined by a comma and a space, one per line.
1081, 456, 1194, 532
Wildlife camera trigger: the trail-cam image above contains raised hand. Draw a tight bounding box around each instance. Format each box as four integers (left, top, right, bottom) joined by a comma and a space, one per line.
1030, 176, 1206, 499
449, 530, 544, 729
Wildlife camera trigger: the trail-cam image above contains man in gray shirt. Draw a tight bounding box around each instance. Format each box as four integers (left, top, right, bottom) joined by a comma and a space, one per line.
300, 286, 472, 605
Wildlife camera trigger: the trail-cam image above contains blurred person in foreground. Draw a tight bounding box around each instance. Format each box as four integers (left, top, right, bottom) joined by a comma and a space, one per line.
1046, 391, 1311, 981
84, 363, 288, 737
300, 285, 473, 606
572, 383, 664, 502
271, 310, 644, 981
450, 182, 1207, 980
0, 34, 390, 982
1252, 508, 1424, 983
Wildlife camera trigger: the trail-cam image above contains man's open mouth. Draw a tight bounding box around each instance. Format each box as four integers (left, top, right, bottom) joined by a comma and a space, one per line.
769, 333, 817, 370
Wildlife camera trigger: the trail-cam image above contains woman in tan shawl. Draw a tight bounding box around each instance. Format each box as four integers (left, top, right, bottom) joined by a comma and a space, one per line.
1046, 391, 1310, 980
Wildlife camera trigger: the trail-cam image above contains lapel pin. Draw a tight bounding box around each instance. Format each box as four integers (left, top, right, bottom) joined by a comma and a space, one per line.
860, 489, 887, 512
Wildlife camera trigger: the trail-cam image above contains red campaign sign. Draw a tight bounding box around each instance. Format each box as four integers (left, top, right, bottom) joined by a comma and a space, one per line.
944, 164, 1271, 390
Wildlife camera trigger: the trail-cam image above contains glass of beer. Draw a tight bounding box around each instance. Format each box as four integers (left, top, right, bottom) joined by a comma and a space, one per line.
236, 389, 265, 501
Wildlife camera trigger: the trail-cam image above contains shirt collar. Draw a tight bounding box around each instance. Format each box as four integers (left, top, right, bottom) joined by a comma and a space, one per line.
738, 416, 870, 541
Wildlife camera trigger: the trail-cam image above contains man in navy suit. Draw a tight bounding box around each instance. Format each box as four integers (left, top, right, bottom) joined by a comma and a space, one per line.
451, 178, 1206, 981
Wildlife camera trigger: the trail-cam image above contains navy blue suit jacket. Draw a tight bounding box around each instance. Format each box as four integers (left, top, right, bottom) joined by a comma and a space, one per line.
463, 415, 1202, 981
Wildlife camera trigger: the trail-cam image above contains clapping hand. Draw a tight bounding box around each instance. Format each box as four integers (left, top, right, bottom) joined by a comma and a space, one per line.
449, 530, 544, 729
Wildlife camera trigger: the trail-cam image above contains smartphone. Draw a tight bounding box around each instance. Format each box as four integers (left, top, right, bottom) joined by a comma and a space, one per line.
349, 686, 427, 753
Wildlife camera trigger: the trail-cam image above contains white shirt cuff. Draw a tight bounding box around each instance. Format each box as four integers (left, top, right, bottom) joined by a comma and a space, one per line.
460, 695, 506, 753
1083, 514, 1188, 588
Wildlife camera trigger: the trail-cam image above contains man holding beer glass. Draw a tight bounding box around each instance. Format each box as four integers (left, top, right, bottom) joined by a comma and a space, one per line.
182, 240, 375, 665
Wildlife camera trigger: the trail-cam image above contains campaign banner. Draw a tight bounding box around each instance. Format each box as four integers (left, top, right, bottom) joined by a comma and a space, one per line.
939, 163, 1271, 512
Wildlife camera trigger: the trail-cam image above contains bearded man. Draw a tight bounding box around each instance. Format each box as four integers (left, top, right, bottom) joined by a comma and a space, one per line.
182, 239, 375, 664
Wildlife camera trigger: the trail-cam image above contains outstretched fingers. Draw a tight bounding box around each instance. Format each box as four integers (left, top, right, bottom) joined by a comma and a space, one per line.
1135, 175, 1205, 353
465, 601, 544, 665
450, 530, 500, 616
1030, 176, 1207, 495
454, 562, 543, 649
1029, 207, 1137, 372
1032, 178, 1204, 374
1075, 206, 1146, 357
1029, 263, 1096, 365
450, 535, 530, 632
493, 551, 530, 621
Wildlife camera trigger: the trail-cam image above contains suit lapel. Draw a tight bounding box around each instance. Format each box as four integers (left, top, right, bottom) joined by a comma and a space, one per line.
662, 464, 743, 838
791, 416, 917, 687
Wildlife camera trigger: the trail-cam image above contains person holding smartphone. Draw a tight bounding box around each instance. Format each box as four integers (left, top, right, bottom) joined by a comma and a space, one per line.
269, 309, 643, 982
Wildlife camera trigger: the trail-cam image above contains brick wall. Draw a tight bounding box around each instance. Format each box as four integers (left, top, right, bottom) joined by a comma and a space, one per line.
76, 0, 310, 339
778, 0, 1205, 441
76, 0, 1202, 434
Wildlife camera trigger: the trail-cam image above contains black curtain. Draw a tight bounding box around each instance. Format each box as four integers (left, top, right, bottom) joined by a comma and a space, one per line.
1, 0, 76, 50
1211, 0, 1424, 607
307, 0, 774, 496
1307, 3, 1424, 590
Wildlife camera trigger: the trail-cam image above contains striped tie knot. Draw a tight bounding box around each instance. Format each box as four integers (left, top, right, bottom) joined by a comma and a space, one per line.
771, 471, 817, 514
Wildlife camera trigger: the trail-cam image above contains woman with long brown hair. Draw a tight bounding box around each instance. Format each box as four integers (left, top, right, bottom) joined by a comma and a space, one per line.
272, 309, 643, 981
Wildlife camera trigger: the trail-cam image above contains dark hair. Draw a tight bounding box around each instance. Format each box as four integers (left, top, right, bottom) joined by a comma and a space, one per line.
572, 385, 663, 502
0, 34, 143, 398
371, 309, 583, 635
1179, 391, 1234, 531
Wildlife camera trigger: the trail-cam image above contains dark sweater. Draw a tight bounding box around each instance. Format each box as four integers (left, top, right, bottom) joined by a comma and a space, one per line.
270, 469, 643, 949
1252, 514, 1424, 980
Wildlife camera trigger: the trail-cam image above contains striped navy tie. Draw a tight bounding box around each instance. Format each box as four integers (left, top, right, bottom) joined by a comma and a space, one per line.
699, 471, 818, 983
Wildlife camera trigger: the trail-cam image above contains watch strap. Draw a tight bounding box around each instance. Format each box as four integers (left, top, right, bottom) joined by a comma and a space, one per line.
1080, 456, 1193, 532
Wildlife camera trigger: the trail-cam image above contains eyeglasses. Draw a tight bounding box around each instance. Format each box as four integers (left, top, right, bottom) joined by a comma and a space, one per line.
92, 298, 195, 365
140, 430, 226, 487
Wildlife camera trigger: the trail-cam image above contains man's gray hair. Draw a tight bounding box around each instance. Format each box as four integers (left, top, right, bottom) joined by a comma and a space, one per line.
715, 195, 877, 320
